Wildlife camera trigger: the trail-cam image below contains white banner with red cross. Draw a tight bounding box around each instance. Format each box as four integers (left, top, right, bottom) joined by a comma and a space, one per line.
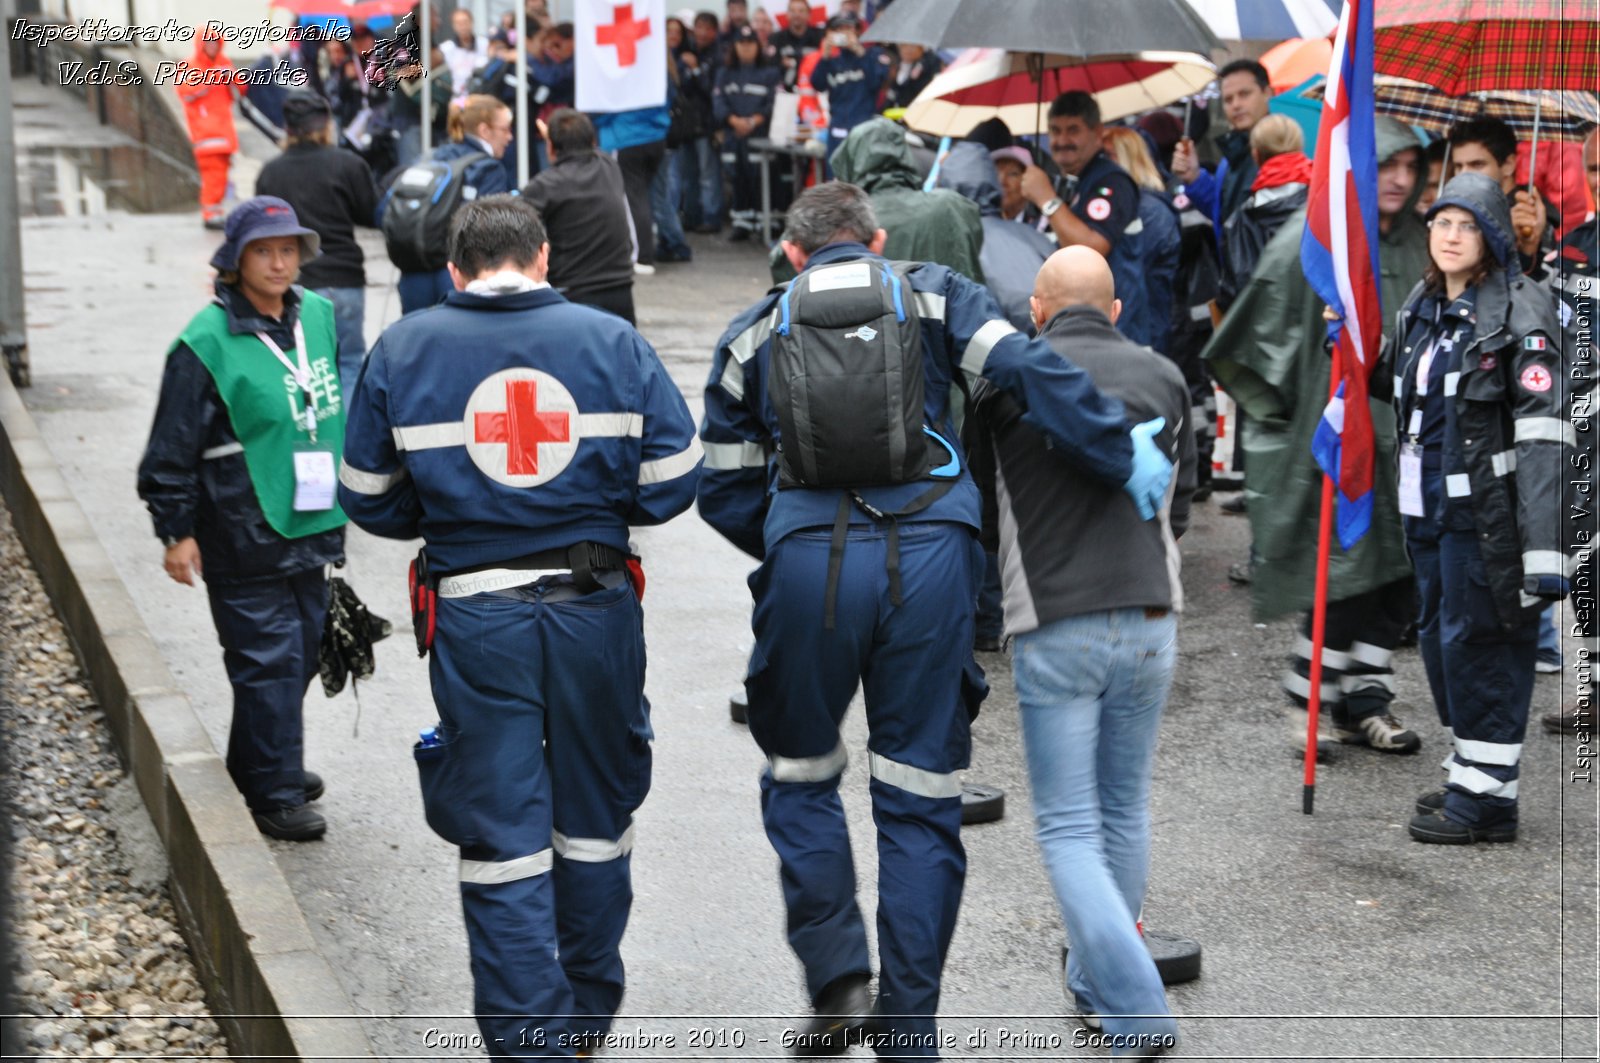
576, 0, 668, 112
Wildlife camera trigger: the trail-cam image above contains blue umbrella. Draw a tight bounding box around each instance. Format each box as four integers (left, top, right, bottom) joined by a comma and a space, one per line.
1186, 0, 1339, 41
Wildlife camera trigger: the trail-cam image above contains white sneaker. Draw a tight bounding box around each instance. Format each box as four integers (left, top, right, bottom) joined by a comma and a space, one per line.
633, 262, 656, 276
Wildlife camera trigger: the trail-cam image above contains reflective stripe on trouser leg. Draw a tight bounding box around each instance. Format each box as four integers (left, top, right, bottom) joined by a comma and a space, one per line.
859, 526, 980, 1058
430, 582, 647, 1055
746, 536, 873, 1003
544, 582, 651, 1044
1436, 531, 1537, 828
746, 523, 976, 1022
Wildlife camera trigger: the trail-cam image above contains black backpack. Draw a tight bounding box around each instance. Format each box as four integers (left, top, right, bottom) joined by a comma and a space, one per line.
381, 151, 487, 272
768, 258, 959, 626
769, 258, 932, 487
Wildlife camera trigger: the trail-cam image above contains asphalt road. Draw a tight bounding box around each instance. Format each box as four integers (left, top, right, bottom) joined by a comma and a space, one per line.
12, 75, 1599, 1062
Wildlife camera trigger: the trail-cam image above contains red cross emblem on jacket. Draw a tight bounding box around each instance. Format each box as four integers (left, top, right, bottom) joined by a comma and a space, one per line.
464, 369, 581, 487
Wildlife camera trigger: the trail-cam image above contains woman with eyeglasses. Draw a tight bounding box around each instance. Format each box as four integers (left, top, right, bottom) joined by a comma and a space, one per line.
1389, 172, 1568, 846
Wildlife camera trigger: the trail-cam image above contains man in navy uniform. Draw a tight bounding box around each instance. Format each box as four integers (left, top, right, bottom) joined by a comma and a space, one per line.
697, 181, 1172, 1056
338, 196, 701, 1056
1018, 92, 1156, 349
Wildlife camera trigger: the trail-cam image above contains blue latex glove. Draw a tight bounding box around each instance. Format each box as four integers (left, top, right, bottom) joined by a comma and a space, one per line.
1123, 417, 1172, 521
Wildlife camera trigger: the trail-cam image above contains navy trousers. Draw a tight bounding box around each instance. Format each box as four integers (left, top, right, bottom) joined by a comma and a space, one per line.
420, 576, 650, 1058
206, 568, 327, 813
746, 521, 983, 1060
1409, 504, 1538, 828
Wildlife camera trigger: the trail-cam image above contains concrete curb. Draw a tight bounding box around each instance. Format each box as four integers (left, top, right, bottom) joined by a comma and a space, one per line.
0, 374, 375, 1061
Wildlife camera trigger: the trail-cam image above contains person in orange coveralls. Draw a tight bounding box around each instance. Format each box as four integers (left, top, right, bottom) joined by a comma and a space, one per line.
178, 25, 247, 230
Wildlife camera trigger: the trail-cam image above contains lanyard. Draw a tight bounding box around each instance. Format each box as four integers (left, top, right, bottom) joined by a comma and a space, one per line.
257, 321, 318, 441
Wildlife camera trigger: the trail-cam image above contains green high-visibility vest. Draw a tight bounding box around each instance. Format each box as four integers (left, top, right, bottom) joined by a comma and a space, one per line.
174, 290, 348, 539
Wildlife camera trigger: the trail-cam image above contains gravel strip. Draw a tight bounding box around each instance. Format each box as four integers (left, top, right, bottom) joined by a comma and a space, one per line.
2, 498, 233, 1060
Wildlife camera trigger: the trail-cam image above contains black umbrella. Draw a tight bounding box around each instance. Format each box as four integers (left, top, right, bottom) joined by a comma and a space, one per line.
863, 0, 1220, 60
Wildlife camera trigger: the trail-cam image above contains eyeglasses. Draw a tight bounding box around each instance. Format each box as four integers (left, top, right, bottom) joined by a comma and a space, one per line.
1428, 218, 1480, 236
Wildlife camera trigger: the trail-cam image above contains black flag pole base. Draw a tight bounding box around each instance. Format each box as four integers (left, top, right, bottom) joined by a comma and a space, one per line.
1303, 784, 1315, 815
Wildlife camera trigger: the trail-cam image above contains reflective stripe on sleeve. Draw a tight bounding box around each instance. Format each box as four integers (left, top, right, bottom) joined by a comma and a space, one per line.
1522, 550, 1573, 578
1491, 449, 1517, 476
1443, 371, 1459, 396
913, 291, 947, 319
702, 440, 768, 470
459, 849, 553, 884
578, 413, 644, 437
1514, 417, 1576, 446
769, 740, 848, 783
1445, 473, 1472, 497
552, 824, 635, 862
639, 439, 703, 485
867, 751, 962, 799
728, 316, 774, 365
720, 356, 745, 401
1453, 738, 1523, 767
959, 319, 1018, 379
201, 442, 244, 460
394, 422, 465, 451
338, 463, 409, 495
1447, 762, 1518, 798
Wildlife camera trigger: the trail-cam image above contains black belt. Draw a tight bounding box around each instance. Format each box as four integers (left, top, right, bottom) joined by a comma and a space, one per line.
448, 542, 628, 592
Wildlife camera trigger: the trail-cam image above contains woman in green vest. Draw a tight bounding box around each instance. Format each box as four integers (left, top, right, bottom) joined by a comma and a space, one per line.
137, 196, 348, 842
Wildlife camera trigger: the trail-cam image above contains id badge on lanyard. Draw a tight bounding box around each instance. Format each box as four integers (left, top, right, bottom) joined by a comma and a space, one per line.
259, 322, 336, 512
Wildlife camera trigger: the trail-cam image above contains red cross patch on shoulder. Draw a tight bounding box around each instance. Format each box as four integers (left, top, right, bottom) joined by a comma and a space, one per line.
1086, 198, 1111, 221
1519, 364, 1553, 393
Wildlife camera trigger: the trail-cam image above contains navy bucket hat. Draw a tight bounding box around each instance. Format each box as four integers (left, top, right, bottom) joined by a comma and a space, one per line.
209, 196, 322, 272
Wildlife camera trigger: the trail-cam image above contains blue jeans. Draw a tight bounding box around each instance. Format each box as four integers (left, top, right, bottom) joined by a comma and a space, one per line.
1013, 608, 1179, 1056
311, 286, 368, 394
397, 268, 453, 316
672, 137, 723, 228
649, 158, 692, 260
1538, 605, 1560, 664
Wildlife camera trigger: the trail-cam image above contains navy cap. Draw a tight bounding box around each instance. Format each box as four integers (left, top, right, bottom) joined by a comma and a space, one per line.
210, 196, 321, 272
732, 23, 759, 41
826, 12, 862, 30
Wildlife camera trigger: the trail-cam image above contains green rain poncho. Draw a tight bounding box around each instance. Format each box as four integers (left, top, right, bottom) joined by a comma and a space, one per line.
1204, 117, 1431, 621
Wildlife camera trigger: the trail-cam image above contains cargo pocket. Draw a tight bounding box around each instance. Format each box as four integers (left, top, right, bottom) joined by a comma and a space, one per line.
961, 654, 989, 723
622, 702, 655, 816
414, 724, 479, 848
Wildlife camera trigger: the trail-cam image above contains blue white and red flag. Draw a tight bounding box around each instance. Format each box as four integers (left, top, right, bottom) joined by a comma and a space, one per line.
1302, 0, 1382, 550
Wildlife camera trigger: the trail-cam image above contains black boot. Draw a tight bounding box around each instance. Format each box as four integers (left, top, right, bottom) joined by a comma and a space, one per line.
254, 804, 327, 841
1408, 811, 1515, 845
790, 974, 871, 1056
304, 771, 325, 802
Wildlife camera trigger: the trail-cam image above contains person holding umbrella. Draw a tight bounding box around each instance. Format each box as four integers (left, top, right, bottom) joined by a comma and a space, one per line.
1018, 92, 1155, 350
1446, 116, 1558, 273
1395, 172, 1569, 844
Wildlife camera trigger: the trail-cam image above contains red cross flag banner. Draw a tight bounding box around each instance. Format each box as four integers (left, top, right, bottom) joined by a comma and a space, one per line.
576, 0, 667, 112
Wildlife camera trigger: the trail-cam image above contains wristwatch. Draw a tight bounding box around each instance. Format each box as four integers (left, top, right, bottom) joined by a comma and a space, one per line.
1041, 196, 1064, 218
162, 535, 187, 548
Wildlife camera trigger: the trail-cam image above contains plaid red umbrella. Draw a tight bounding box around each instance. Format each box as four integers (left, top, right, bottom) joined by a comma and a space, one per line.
1373, 0, 1600, 94
1303, 77, 1600, 141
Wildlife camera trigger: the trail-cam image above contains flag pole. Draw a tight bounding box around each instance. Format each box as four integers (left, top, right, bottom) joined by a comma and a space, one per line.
1303, 343, 1342, 814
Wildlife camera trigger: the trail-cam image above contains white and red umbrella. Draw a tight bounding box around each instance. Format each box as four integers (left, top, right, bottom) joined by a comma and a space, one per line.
903, 48, 1217, 137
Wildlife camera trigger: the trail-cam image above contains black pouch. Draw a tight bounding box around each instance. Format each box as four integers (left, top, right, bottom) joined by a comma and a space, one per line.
409, 549, 437, 658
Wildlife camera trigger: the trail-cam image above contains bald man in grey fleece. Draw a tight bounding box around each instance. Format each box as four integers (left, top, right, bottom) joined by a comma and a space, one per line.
970, 246, 1194, 1057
